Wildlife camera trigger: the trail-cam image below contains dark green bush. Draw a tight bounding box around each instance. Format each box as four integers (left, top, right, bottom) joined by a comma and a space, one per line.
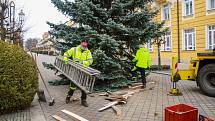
0, 41, 38, 114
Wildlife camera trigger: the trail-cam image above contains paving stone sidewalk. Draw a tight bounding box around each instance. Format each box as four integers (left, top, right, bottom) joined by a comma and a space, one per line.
0, 54, 215, 121
30, 54, 215, 121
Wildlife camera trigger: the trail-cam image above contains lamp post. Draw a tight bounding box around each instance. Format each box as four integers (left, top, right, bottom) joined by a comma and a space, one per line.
9, 1, 15, 24
176, 0, 180, 63
17, 9, 24, 47
0, 0, 8, 40
8, 1, 15, 42
18, 9, 24, 26
0, 0, 25, 45
0, 0, 16, 42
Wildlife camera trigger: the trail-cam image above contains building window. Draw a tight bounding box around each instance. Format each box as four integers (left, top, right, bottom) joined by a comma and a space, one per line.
207, 0, 215, 10
162, 4, 170, 20
147, 40, 153, 52
211, 0, 215, 9
209, 0, 215, 10
162, 32, 172, 51
207, 25, 215, 50
183, 0, 194, 16
183, 28, 196, 50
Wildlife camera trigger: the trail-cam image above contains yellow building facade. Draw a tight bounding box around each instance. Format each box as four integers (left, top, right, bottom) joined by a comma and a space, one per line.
149, 0, 215, 65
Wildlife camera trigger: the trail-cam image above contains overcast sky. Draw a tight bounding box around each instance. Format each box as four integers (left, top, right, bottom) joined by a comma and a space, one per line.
15, 0, 69, 40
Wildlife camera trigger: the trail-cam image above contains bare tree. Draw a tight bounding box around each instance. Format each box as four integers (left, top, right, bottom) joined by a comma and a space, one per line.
25, 38, 39, 50
0, 0, 25, 46
152, 29, 168, 70
153, 37, 164, 70
0, 0, 8, 40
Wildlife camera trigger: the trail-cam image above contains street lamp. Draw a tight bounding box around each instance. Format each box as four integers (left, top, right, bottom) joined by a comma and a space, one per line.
9, 1, 15, 24
18, 9, 24, 26
176, 0, 180, 63
0, 0, 9, 41
17, 9, 24, 47
0, 0, 9, 13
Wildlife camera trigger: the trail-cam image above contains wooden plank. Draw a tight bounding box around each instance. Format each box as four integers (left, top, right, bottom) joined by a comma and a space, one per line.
99, 93, 109, 96
111, 106, 121, 116
129, 85, 143, 89
52, 115, 67, 121
112, 91, 127, 95
121, 89, 143, 100
121, 91, 135, 100
98, 101, 118, 112
105, 97, 119, 101
102, 89, 143, 101
61, 109, 88, 121
130, 82, 142, 86
108, 95, 127, 101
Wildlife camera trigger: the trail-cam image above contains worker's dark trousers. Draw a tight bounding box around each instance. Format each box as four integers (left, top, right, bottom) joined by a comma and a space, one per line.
67, 83, 87, 101
132, 67, 146, 86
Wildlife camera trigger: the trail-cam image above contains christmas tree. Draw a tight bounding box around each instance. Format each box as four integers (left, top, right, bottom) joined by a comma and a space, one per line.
48, 0, 165, 88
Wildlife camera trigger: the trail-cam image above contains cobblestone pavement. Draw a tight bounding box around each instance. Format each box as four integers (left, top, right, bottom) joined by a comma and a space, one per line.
0, 54, 215, 121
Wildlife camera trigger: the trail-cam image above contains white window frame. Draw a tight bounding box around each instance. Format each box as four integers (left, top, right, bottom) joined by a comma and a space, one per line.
162, 4, 171, 21
206, 25, 215, 50
161, 32, 172, 51
182, 28, 196, 51
182, 0, 194, 16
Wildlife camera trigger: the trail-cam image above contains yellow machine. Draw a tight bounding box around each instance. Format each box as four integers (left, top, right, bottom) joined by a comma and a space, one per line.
171, 52, 215, 97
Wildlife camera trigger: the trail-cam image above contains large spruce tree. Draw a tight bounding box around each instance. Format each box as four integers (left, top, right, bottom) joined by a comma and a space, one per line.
48, 0, 165, 87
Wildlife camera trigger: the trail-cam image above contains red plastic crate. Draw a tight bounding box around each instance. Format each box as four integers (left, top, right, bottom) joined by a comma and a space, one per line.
165, 104, 198, 121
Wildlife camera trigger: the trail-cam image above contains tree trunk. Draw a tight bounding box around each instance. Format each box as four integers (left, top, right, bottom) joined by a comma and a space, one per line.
157, 43, 161, 70
0, 13, 6, 41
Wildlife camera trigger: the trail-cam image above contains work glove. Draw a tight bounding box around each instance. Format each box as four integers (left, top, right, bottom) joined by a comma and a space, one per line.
131, 66, 137, 71
63, 57, 69, 64
64, 61, 68, 64
83, 61, 90, 67
73, 60, 82, 64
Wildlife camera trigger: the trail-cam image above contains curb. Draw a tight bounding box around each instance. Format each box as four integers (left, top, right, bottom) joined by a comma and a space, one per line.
30, 94, 46, 121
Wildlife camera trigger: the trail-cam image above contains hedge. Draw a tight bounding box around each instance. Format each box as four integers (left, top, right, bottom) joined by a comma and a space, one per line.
0, 41, 38, 114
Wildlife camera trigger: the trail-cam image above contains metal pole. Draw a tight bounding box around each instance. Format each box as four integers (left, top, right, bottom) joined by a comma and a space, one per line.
177, 0, 180, 63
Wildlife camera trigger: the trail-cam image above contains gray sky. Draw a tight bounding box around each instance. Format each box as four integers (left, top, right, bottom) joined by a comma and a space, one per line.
15, 0, 68, 40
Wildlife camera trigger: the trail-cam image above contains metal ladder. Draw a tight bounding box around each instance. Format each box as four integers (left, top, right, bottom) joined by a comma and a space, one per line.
54, 56, 100, 93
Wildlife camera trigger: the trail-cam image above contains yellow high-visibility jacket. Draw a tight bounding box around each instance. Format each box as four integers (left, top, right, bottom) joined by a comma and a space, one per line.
132, 47, 151, 69
63, 45, 93, 67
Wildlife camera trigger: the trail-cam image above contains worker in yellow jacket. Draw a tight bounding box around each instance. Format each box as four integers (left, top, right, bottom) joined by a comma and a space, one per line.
132, 44, 151, 88
63, 40, 93, 107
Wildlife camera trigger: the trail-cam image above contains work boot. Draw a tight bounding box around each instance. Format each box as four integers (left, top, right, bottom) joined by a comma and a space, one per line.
65, 95, 71, 104
142, 84, 146, 89
81, 100, 88, 107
